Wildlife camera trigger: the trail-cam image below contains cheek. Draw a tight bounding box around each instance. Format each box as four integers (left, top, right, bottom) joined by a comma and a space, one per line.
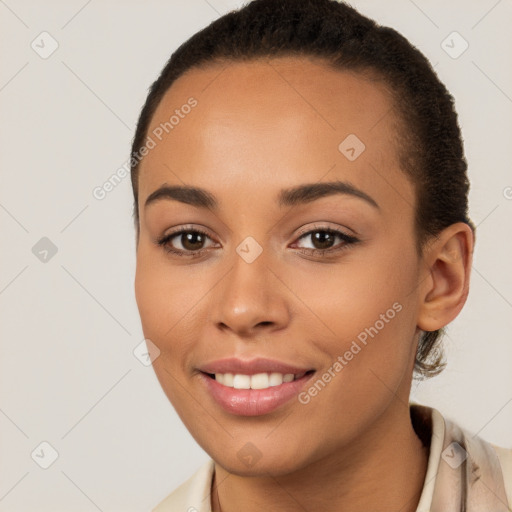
279, 252, 419, 449
134, 252, 200, 412
136, 244, 194, 332
134, 246, 217, 374
295, 242, 416, 319
291, 245, 419, 391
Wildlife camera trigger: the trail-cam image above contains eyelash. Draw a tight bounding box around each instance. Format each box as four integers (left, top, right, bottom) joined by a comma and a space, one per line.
156, 225, 359, 259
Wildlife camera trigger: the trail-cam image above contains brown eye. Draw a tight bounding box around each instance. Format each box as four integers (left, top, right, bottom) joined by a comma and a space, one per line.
157, 228, 217, 256
293, 227, 359, 256
309, 231, 336, 250
180, 231, 207, 251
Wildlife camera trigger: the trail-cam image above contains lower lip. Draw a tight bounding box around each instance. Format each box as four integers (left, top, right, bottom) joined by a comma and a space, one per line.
199, 372, 315, 416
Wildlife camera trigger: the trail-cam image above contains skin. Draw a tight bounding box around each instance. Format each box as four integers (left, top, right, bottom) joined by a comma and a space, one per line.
134, 56, 473, 512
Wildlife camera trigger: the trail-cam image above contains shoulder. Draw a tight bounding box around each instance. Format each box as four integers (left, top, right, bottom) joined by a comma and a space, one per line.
411, 403, 512, 511
491, 443, 512, 506
152, 459, 215, 512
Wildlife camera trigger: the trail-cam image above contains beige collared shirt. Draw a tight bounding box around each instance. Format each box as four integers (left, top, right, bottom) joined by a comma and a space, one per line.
153, 404, 512, 511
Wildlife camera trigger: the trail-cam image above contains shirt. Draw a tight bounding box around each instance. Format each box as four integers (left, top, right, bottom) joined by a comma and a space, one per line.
153, 403, 512, 511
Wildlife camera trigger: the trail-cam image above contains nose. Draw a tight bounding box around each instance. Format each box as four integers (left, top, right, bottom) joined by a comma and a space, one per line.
210, 244, 290, 338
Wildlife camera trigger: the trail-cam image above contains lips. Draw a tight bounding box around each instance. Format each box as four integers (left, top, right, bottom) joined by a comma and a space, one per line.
198, 357, 316, 416
199, 357, 313, 376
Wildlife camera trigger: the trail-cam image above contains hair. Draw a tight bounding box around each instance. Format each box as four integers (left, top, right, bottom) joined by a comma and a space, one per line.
129, 0, 474, 378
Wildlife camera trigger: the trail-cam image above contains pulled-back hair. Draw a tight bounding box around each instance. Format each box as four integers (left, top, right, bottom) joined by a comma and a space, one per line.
130, 0, 474, 378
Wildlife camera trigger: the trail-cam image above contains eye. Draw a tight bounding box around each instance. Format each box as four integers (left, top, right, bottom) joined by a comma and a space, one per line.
156, 227, 218, 257
292, 226, 359, 256
155, 224, 359, 259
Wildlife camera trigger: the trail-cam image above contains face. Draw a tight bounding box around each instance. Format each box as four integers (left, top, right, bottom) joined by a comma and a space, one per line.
135, 57, 426, 476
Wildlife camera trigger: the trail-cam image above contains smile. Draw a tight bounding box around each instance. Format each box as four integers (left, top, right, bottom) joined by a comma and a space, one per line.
198, 358, 316, 416
211, 372, 307, 389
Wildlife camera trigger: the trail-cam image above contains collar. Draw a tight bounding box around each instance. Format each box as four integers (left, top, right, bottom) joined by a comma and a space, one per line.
411, 403, 510, 511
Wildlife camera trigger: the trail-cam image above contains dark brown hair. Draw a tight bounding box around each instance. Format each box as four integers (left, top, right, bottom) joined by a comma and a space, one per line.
129, 0, 474, 378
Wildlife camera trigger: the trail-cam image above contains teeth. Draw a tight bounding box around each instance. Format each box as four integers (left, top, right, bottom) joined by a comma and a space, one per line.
233, 374, 251, 389
250, 373, 269, 390
269, 372, 284, 386
223, 373, 234, 387
214, 372, 302, 389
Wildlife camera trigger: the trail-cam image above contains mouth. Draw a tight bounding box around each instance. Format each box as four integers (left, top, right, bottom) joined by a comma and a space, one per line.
203, 370, 315, 390
197, 358, 316, 416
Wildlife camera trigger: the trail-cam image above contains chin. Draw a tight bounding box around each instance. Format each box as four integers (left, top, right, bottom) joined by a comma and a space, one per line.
197, 430, 317, 477
212, 453, 306, 478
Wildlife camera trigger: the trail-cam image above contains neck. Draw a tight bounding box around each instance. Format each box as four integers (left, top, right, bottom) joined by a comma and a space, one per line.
212, 401, 429, 512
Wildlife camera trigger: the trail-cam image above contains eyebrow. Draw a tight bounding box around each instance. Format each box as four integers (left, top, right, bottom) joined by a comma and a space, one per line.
144, 181, 379, 211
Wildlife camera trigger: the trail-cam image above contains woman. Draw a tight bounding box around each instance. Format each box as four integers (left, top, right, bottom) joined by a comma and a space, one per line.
130, 0, 512, 510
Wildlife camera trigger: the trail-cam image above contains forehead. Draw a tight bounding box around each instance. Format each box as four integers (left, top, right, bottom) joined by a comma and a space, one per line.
138, 57, 413, 216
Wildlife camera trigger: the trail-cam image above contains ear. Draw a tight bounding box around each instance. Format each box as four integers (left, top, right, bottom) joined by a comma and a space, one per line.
417, 222, 474, 332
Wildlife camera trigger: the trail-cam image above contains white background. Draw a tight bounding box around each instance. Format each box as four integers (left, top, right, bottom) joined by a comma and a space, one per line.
0, 0, 511, 510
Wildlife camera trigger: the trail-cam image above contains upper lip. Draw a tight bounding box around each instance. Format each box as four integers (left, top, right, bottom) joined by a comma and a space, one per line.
199, 357, 314, 376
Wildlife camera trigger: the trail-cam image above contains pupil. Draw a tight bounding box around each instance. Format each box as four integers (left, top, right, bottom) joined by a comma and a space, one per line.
182, 232, 204, 250
312, 231, 334, 250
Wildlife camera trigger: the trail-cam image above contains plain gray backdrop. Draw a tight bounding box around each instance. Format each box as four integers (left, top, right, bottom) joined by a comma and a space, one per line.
1, 0, 511, 510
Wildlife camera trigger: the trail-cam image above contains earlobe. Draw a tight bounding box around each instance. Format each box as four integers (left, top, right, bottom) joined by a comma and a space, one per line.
417, 222, 474, 333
